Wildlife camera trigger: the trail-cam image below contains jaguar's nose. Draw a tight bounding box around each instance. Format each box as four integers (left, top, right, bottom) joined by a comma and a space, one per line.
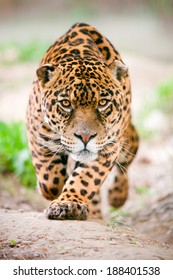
74, 132, 97, 145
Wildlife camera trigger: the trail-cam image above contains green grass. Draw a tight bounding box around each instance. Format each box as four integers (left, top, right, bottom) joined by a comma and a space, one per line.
0, 121, 36, 188
135, 186, 149, 195
107, 215, 130, 229
146, 77, 173, 113
9, 239, 16, 247
136, 77, 173, 139
0, 40, 49, 64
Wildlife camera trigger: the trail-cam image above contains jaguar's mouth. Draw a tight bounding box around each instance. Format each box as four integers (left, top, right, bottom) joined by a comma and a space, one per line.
70, 149, 98, 162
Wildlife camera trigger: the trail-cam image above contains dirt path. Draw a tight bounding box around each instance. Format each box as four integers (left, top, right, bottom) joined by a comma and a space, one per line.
1, 209, 173, 260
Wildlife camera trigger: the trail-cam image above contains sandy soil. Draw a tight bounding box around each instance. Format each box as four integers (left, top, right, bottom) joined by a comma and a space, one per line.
1, 209, 173, 260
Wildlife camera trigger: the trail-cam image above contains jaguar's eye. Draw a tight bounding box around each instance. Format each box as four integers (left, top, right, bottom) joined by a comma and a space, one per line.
98, 99, 109, 108
59, 100, 71, 109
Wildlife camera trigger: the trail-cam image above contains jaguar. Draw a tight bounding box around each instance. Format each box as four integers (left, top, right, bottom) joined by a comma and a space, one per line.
26, 23, 139, 220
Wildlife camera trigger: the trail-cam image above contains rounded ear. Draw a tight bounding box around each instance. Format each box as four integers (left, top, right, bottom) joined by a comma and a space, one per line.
109, 60, 128, 82
36, 64, 56, 86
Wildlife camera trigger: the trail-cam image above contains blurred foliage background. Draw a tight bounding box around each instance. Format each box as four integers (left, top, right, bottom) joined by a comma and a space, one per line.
0, 0, 173, 189
0, 0, 173, 62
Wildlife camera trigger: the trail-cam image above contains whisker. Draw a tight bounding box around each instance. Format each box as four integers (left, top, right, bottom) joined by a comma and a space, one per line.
46, 151, 59, 169
116, 161, 128, 179
33, 120, 46, 130
122, 148, 135, 158
46, 146, 66, 169
121, 143, 135, 157
118, 150, 128, 163
120, 140, 132, 148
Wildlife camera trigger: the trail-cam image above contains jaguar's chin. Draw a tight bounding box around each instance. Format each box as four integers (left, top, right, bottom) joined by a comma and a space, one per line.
70, 149, 98, 162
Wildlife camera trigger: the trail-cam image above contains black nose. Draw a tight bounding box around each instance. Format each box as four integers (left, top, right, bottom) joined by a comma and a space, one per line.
74, 133, 97, 145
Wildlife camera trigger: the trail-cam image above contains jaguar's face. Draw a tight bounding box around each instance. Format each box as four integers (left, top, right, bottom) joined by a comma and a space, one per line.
60, 106, 108, 162
37, 59, 129, 162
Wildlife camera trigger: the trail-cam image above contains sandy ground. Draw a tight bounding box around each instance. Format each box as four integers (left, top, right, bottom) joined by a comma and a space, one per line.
0, 56, 173, 259
1, 210, 173, 260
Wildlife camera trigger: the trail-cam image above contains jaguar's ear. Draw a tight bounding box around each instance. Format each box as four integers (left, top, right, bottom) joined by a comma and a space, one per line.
36, 64, 56, 86
109, 60, 128, 82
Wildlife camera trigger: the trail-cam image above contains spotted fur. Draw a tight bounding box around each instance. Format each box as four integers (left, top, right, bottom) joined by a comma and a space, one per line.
26, 23, 139, 220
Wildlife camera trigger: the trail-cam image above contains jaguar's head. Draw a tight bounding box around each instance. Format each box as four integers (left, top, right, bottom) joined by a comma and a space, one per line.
37, 58, 130, 162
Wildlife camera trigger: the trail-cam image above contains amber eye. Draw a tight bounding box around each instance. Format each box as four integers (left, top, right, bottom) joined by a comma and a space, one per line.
59, 100, 71, 109
98, 99, 109, 108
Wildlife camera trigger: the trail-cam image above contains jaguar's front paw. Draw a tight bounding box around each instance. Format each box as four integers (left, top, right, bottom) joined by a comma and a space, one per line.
46, 200, 89, 220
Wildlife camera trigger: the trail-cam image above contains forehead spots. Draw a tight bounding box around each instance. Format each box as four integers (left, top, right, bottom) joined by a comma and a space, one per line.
69, 38, 84, 46
71, 83, 97, 106
80, 28, 89, 35
71, 31, 77, 38
70, 49, 81, 55
50, 55, 118, 108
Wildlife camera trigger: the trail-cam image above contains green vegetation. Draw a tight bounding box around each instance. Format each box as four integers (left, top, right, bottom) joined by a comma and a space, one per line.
136, 77, 173, 139
145, 77, 173, 113
135, 186, 149, 195
109, 208, 128, 216
0, 40, 49, 64
9, 239, 16, 247
0, 121, 36, 188
149, 0, 173, 13
107, 215, 130, 229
